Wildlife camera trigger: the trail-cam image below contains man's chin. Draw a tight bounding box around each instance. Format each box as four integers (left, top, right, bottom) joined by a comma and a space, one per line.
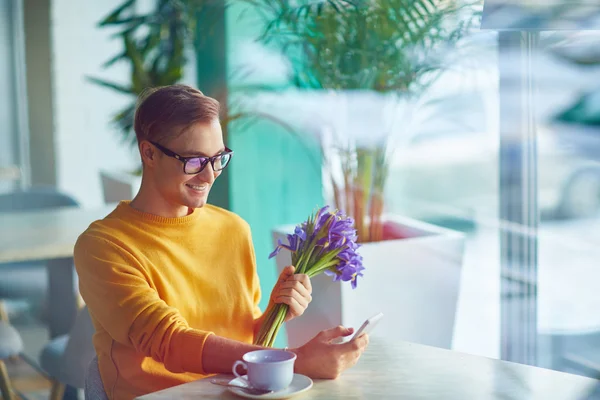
183, 195, 208, 209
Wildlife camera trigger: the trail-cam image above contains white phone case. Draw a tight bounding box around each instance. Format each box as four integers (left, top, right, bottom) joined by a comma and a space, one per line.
351, 312, 384, 340
332, 312, 384, 344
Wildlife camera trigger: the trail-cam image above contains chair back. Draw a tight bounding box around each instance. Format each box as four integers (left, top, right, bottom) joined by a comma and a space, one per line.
84, 356, 108, 400
61, 306, 96, 388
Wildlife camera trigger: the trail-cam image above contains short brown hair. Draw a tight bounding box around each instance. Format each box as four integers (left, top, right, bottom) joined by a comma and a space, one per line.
133, 84, 220, 144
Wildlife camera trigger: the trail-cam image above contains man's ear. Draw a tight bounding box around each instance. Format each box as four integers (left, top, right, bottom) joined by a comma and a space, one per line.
139, 141, 156, 166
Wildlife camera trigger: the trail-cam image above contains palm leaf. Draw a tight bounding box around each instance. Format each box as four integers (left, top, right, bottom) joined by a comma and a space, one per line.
102, 51, 128, 68
99, 0, 136, 26
85, 77, 136, 95
123, 35, 151, 92
100, 15, 150, 27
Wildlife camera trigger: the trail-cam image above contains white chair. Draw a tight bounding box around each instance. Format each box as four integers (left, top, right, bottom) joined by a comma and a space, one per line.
39, 306, 96, 399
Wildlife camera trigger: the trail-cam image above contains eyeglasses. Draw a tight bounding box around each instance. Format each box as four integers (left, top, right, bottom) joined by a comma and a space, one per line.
149, 141, 233, 174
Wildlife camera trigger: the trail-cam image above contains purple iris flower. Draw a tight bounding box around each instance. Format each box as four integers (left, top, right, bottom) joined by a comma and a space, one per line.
314, 206, 332, 232
268, 225, 307, 259
294, 226, 307, 241
324, 269, 342, 281
338, 262, 365, 289
350, 265, 365, 289
268, 239, 285, 259
337, 248, 355, 261
268, 205, 365, 288
259, 205, 365, 349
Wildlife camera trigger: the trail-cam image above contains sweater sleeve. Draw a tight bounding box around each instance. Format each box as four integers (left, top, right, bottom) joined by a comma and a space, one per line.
74, 232, 213, 374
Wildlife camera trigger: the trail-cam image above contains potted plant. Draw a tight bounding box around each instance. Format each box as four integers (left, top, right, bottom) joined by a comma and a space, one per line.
248, 0, 479, 349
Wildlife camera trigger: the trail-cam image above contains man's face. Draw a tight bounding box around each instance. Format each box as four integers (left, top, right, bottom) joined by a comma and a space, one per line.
144, 119, 227, 210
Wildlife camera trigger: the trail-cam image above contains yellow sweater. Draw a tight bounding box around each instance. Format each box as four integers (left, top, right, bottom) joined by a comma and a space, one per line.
74, 201, 262, 399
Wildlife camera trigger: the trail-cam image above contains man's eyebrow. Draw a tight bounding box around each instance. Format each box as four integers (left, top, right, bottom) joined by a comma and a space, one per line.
182, 147, 226, 157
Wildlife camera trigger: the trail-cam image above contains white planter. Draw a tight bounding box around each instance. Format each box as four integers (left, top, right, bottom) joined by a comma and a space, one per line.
100, 170, 142, 204
272, 215, 465, 350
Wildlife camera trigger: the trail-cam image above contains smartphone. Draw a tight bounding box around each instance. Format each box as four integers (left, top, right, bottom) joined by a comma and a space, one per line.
351, 312, 384, 340
332, 312, 384, 344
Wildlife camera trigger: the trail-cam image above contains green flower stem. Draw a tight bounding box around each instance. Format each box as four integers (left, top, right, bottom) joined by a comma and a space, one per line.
255, 302, 289, 347
304, 249, 343, 275
266, 308, 280, 345
259, 309, 275, 346
254, 304, 278, 346
264, 308, 278, 342
269, 305, 288, 347
264, 303, 288, 347
307, 260, 340, 277
294, 246, 315, 274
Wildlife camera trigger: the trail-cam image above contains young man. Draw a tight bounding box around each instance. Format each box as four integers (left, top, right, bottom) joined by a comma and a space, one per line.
74, 84, 369, 399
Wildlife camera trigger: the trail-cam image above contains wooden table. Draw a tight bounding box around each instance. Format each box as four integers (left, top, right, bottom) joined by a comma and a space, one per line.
137, 340, 599, 399
0, 205, 115, 337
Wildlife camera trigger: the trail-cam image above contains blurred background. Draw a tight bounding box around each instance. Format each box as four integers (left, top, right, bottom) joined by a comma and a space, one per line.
2, 0, 600, 398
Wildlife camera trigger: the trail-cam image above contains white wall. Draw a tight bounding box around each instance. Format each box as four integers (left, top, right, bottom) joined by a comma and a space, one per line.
50, 0, 135, 207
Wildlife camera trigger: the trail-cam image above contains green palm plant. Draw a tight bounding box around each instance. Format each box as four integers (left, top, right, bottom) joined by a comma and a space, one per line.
248, 0, 479, 242
253, 0, 474, 91
89, 0, 219, 149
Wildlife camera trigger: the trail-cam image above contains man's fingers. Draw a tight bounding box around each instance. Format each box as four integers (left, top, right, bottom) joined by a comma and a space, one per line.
278, 281, 312, 301
276, 288, 310, 308
278, 265, 296, 283
275, 294, 306, 316
285, 273, 312, 293
342, 333, 369, 353
319, 325, 354, 340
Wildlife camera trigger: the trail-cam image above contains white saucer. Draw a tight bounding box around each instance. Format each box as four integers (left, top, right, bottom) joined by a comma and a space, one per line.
227, 374, 313, 399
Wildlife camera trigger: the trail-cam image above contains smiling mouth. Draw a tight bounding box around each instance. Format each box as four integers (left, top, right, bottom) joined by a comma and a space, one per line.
186, 183, 209, 192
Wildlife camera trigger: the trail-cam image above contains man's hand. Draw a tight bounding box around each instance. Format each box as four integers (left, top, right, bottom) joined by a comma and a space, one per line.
292, 326, 369, 379
270, 266, 312, 322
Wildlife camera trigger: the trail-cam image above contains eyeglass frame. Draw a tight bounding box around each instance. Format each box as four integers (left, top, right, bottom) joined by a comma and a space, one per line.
148, 140, 234, 175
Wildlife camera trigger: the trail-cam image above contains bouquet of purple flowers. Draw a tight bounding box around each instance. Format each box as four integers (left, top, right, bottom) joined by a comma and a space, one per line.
255, 205, 365, 347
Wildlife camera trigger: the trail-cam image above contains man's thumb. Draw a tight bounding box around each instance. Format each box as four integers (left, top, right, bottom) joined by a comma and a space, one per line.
280, 265, 296, 279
